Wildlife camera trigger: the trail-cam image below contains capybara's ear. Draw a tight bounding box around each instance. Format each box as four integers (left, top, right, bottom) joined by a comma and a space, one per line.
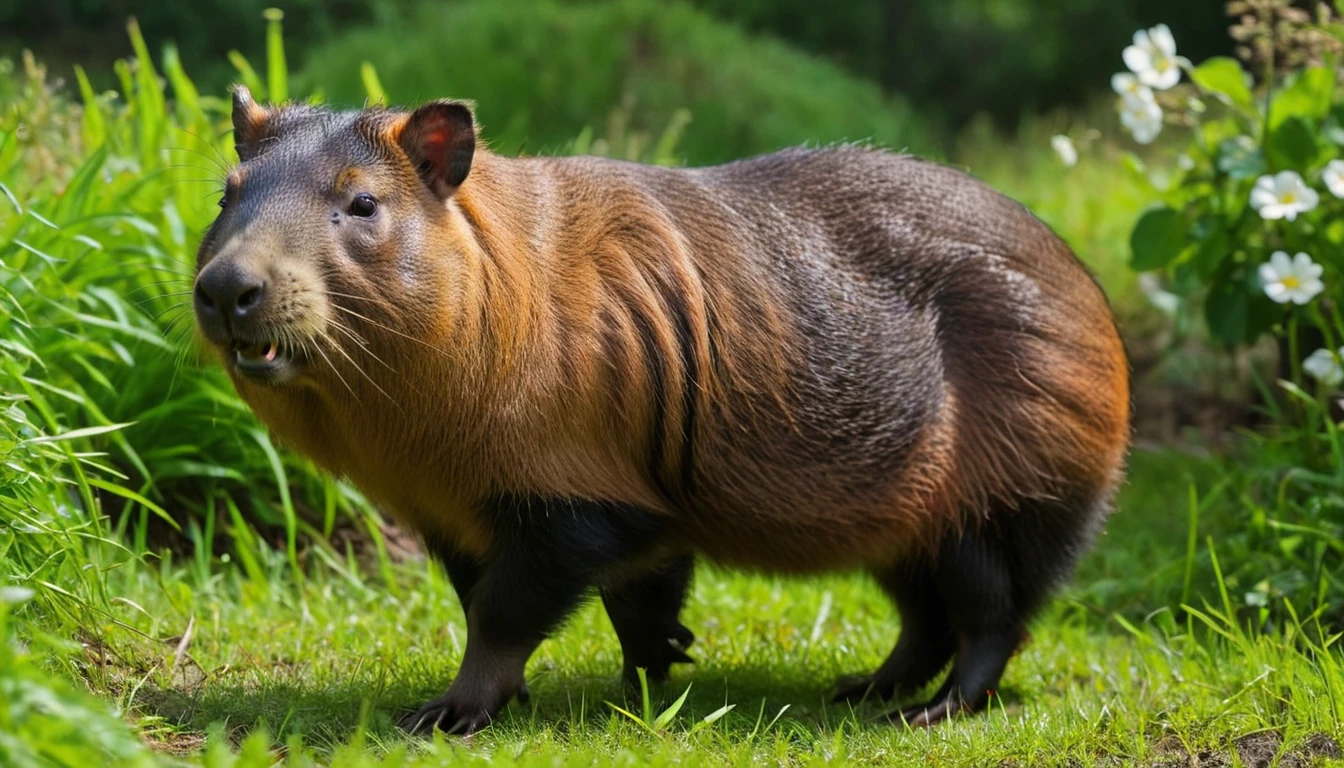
394, 100, 476, 200
231, 85, 272, 162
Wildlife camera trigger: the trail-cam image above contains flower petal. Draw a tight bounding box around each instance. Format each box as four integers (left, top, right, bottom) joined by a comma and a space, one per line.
1296, 279, 1325, 303
1150, 24, 1177, 56
1123, 46, 1153, 75
1304, 348, 1344, 387
1298, 186, 1320, 211
1260, 203, 1286, 220
1149, 65, 1181, 90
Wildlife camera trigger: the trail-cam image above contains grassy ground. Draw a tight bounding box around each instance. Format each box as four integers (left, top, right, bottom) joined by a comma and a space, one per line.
5, 19, 1343, 768
11, 450, 1320, 766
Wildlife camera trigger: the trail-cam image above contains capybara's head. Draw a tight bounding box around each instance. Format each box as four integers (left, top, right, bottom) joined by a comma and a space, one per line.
192, 87, 476, 389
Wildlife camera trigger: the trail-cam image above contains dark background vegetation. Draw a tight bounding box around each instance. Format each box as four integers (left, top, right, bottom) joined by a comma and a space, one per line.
3, 0, 1230, 136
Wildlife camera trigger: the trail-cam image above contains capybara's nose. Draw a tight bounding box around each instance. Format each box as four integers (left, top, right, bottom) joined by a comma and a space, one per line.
194, 262, 266, 337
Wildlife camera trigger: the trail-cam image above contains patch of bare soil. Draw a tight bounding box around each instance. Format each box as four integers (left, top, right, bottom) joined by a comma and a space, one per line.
1147, 731, 1341, 768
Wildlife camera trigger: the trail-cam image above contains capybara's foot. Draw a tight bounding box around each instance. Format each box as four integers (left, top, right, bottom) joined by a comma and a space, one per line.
399, 676, 527, 736
621, 620, 695, 686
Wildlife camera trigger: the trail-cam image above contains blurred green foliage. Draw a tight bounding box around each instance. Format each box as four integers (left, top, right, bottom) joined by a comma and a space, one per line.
0, 0, 401, 91
295, 0, 935, 165
691, 0, 1231, 128
2, 0, 1229, 133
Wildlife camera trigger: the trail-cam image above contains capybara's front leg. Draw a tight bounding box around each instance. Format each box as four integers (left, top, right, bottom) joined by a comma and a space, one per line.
400, 496, 666, 735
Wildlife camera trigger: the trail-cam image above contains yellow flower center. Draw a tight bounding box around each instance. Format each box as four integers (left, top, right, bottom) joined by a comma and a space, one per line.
1281, 192, 1296, 204
1282, 276, 1302, 289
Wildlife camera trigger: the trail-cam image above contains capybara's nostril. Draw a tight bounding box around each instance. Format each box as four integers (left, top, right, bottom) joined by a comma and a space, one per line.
236, 285, 264, 312
195, 262, 266, 319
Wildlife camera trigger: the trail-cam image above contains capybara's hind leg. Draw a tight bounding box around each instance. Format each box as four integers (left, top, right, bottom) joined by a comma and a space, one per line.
600, 553, 696, 685
834, 564, 954, 704
890, 527, 1023, 727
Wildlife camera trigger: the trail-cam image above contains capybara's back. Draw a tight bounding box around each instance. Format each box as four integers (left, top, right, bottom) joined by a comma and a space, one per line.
194, 93, 1129, 734
613, 148, 1131, 574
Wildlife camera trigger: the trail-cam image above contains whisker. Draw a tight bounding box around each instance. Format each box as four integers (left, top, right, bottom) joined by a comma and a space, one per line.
310, 336, 357, 399
162, 310, 194, 340
125, 280, 192, 300
328, 320, 396, 373
165, 145, 230, 176
135, 291, 193, 310
171, 124, 234, 170
320, 329, 402, 409
330, 304, 455, 360
153, 301, 192, 325
323, 288, 398, 314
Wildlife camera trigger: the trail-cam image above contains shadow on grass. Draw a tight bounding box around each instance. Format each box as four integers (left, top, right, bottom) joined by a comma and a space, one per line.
134, 661, 1028, 745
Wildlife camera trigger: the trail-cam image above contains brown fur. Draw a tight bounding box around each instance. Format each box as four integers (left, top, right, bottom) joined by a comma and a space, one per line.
201, 101, 1129, 575
195, 92, 1131, 731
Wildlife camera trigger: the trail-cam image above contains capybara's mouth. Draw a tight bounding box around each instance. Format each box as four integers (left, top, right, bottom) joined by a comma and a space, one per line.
230, 339, 301, 384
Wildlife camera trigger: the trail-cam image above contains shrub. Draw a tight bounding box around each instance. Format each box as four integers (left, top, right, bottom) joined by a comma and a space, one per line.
689, 0, 1232, 130
1078, 1, 1344, 618
294, 0, 935, 166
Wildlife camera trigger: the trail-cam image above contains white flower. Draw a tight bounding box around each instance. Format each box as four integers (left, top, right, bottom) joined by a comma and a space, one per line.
1250, 171, 1319, 221
1051, 135, 1078, 167
0, 586, 34, 604
1303, 347, 1344, 387
1258, 251, 1324, 305
1323, 159, 1344, 198
1111, 72, 1155, 104
1120, 95, 1163, 144
1123, 24, 1182, 90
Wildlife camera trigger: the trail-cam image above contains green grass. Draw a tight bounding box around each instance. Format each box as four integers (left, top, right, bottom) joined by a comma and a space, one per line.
5, 12, 1344, 768
3, 450, 1335, 767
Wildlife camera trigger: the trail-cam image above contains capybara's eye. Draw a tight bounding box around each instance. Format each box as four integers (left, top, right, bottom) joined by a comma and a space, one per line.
348, 193, 378, 218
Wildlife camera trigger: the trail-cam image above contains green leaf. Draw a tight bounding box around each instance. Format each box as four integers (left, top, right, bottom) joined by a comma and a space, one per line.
1215, 136, 1266, 180
1130, 206, 1187, 271
1204, 268, 1278, 345
1190, 227, 1233, 280
1270, 66, 1335, 129
690, 703, 736, 734
264, 8, 288, 103
1205, 277, 1249, 345
652, 684, 692, 730
127, 18, 166, 167
26, 422, 134, 444
162, 43, 204, 123
1268, 116, 1318, 171
250, 428, 297, 568
85, 477, 180, 532
73, 66, 106, 150
360, 62, 387, 105
1191, 57, 1254, 111
228, 51, 266, 101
